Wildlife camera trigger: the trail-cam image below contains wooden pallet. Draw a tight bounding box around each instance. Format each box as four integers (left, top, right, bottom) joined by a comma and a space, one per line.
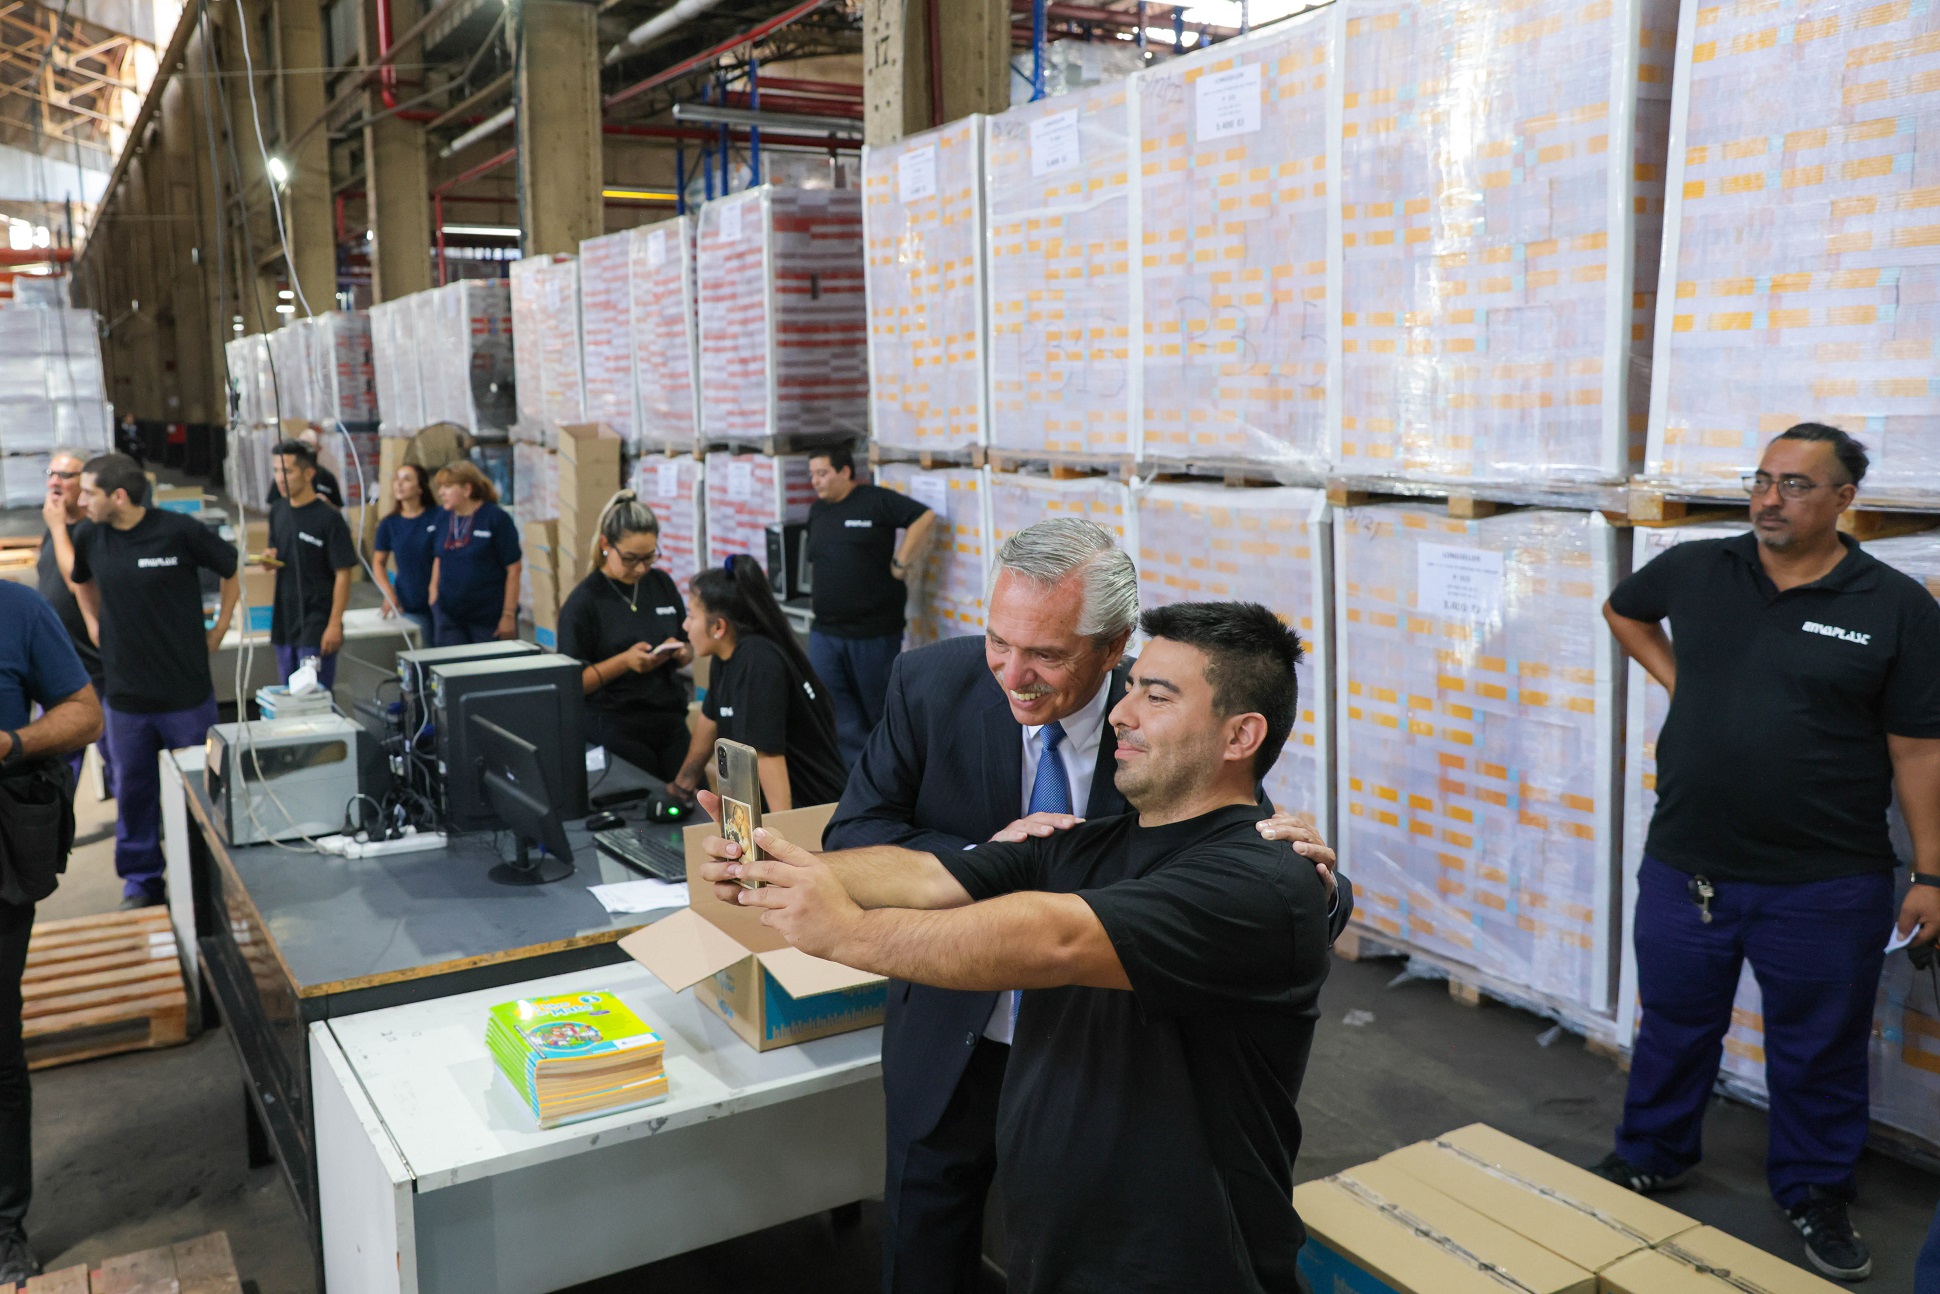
22, 907, 189, 1072
1326, 473, 1630, 519
976, 446, 1139, 482
18, 1229, 242, 1294
1627, 480, 1940, 537
866, 443, 979, 470
703, 432, 857, 457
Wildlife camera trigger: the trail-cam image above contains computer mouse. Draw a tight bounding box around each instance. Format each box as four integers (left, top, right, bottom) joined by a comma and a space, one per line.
585, 811, 626, 832
648, 794, 690, 824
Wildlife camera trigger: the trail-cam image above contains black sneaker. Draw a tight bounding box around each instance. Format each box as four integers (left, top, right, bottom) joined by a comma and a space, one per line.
0, 1229, 41, 1282
1788, 1189, 1871, 1281
1590, 1150, 1689, 1193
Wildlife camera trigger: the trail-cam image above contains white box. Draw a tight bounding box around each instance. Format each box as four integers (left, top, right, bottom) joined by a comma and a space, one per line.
630, 216, 702, 453
876, 463, 988, 645
579, 230, 639, 445
630, 452, 706, 593
702, 452, 814, 569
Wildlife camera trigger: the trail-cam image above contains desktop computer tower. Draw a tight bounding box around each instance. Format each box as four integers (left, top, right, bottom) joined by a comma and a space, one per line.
766, 522, 810, 600
428, 653, 587, 831
397, 639, 540, 697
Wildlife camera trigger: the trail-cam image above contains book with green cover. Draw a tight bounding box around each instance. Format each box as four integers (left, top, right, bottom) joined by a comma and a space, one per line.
486, 990, 669, 1129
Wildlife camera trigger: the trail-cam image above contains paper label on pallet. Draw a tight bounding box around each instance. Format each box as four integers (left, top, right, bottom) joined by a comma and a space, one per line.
727, 460, 754, 500
908, 474, 949, 514
1418, 543, 1505, 623
655, 461, 681, 500
1029, 109, 1081, 177
647, 228, 667, 268
1196, 64, 1262, 141
897, 144, 938, 203
720, 201, 743, 243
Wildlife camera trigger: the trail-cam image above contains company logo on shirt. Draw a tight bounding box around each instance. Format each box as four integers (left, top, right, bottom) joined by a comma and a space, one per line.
474, 530, 491, 538
718, 706, 735, 717
299, 531, 325, 548
656, 606, 678, 615
136, 556, 178, 569
843, 519, 873, 528
1803, 620, 1871, 645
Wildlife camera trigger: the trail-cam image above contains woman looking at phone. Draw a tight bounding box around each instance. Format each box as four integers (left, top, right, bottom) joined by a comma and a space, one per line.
669, 554, 844, 812
558, 491, 692, 781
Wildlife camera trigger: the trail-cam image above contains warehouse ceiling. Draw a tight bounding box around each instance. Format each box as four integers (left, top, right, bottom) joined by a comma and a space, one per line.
0, 0, 169, 190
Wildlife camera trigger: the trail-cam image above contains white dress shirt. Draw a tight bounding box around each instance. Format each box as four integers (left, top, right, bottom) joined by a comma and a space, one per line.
982, 680, 1114, 1044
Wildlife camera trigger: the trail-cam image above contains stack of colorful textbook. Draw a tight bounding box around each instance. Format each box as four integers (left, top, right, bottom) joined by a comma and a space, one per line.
486, 990, 669, 1128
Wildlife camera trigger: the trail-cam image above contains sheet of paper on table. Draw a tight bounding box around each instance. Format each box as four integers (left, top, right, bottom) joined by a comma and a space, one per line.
589, 879, 689, 915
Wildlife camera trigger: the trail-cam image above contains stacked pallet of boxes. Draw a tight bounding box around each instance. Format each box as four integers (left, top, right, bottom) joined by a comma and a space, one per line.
630, 216, 701, 453
1136, 482, 1331, 829
984, 81, 1134, 462
511, 254, 585, 435
697, 186, 868, 450
367, 299, 423, 435
578, 230, 639, 448
703, 451, 813, 569
0, 306, 112, 505
421, 280, 516, 436
629, 453, 705, 593
304, 313, 382, 561
1336, 0, 1676, 485
1334, 504, 1623, 1026
876, 464, 987, 645
1617, 527, 1940, 1153
986, 470, 1131, 553
1646, 0, 1940, 499
864, 117, 986, 457
1137, 11, 1334, 476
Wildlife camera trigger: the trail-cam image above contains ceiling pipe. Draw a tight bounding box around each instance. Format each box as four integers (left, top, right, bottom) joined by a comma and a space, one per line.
375, 0, 400, 109
441, 105, 516, 158
671, 101, 862, 138
605, 0, 831, 111
604, 0, 733, 68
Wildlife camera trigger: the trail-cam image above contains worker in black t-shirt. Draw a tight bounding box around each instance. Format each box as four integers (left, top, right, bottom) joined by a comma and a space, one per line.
557, 490, 692, 781
699, 601, 1330, 1293
263, 426, 344, 509
70, 452, 239, 908
1595, 424, 1940, 1283
36, 447, 109, 791
265, 440, 358, 691
667, 555, 845, 811
804, 445, 936, 764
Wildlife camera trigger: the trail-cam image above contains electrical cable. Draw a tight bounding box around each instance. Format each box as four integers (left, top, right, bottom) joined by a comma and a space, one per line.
231, 0, 313, 318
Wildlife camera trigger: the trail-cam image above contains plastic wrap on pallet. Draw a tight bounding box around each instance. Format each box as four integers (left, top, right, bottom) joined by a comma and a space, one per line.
438, 279, 517, 434
877, 463, 988, 645
319, 429, 382, 506
369, 299, 425, 434
1137, 13, 1334, 474
1336, 504, 1620, 1016
1135, 482, 1331, 828
985, 81, 1135, 460
630, 216, 701, 452
1616, 525, 1940, 1151
1337, 0, 1676, 484
308, 311, 377, 425
986, 471, 1131, 555
227, 425, 276, 506
267, 321, 314, 425
511, 441, 557, 519
630, 452, 706, 593
1646, 1, 1940, 498
0, 453, 49, 507
865, 117, 986, 454
579, 230, 638, 444
698, 187, 869, 446
511, 255, 582, 431
703, 451, 814, 569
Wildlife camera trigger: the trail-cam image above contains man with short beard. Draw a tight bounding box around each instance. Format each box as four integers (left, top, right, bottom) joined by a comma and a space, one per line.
1595, 423, 1940, 1283
700, 601, 1331, 1293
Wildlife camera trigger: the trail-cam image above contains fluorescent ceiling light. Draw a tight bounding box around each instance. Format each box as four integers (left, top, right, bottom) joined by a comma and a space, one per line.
275, 303, 296, 314
278, 289, 294, 299
440, 224, 521, 237
671, 103, 864, 138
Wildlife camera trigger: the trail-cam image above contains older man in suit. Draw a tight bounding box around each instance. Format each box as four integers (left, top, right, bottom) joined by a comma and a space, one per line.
820, 517, 1347, 1294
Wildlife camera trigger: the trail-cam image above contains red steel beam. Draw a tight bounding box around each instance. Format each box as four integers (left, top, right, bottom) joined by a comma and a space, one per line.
433, 146, 516, 196
605, 0, 832, 112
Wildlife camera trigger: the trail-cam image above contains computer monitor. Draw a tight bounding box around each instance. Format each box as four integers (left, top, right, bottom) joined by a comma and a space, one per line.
430, 653, 587, 830
470, 716, 574, 886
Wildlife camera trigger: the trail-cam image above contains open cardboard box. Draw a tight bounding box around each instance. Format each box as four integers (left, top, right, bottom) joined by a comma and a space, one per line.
618, 802, 887, 1051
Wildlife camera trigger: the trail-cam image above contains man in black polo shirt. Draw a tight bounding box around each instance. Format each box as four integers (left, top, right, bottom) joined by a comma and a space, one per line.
701, 601, 1330, 1292
1596, 423, 1940, 1282
804, 444, 936, 763
265, 440, 357, 691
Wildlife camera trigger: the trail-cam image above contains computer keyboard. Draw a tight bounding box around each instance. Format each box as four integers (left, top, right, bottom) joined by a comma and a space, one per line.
593, 826, 687, 883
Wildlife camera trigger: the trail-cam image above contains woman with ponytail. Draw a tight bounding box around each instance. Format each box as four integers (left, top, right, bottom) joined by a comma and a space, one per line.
557, 490, 693, 780
667, 554, 846, 811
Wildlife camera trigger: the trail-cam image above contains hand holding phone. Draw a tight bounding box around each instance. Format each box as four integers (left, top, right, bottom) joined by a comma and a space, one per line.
715, 739, 763, 889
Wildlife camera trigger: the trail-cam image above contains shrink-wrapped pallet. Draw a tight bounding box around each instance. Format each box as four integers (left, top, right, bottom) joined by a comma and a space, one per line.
697, 187, 868, 446
226, 336, 275, 427
267, 321, 314, 425
406, 290, 446, 425
985, 81, 1134, 460
511, 255, 583, 431
319, 429, 382, 506
1337, 0, 1676, 484
369, 299, 425, 434
1137, 12, 1334, 474
426, 279, 516, 435
1335, 504, 1621, 1016
1616, 527, 1940, 1150
511, 441, 557, 518
630, 216, 701, 452
1647, 0, 1940, 498
877, 464, 988, 645
579, 230, 638, 444
1136, 482, 1331, 830
1, 453, 48, 507
630, 453, 706, 593
307, 311, 377, 425
703, 452, 814, 569
986, 471, 1131, 554
865, 118, 986, 454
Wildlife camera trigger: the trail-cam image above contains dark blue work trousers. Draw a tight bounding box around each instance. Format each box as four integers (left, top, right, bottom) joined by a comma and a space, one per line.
1616, 856, 1894, 1207
103, 697, 219, 900
808, 630, 903, 767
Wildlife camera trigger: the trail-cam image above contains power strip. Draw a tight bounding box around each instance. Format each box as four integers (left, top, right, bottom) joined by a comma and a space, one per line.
314, 829, 449, 859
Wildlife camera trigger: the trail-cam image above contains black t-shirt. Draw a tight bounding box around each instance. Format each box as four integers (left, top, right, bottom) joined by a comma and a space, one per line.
806, 483, 930, 638
267, 465, 343, 509
701, 634, 847, 807
37, 521, 102, 687
946, 802, 1329, 1294
558, 568, 689, 718
1610, 532, 1940, 882
269, 497, 358, 647
70, 508, 238, 713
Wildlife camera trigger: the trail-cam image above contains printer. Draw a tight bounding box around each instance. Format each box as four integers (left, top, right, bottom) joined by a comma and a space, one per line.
204, 715, 363, 847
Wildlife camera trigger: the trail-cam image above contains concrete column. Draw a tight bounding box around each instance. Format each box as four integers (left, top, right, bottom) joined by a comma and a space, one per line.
864, 0, 1009, 146
161, 74, 217, 424
363, 0, 432, 300
271, 0, 336, 312
517, 0, 602, 255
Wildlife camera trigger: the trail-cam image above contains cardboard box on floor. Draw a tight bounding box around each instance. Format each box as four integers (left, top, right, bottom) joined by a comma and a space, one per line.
1295, 1157, 1597, 1294
1379, 1124, 1696, 1277
618, 802, 887, 1051
529, 564, 561, 649
1602, 1226, 1845, 1294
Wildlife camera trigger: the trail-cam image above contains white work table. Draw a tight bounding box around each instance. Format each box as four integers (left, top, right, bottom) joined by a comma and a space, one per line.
312, 960, 885, 1294
213, 606, 419, 703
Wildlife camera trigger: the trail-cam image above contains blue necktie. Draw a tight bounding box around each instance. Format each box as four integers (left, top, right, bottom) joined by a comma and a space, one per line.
1012, 721, 1071, 1034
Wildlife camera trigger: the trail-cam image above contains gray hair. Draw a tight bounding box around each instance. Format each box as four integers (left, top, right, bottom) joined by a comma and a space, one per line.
986, 517, 1138, 642
47, 445, 90, 467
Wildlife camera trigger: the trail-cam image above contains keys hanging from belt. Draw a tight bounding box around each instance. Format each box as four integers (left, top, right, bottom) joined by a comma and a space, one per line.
1687, 874, 1715, 925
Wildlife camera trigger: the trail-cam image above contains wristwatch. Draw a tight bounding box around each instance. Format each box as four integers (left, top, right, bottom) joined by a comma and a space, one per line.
1913, 873, 1940, 889
0, 730, 20, 767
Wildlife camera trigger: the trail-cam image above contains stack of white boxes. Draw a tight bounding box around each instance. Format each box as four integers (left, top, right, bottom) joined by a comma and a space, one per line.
227, 334, 277, 428
986, 471, 1131, 551
697, 187, 868, 447
422, 280, 516, 435
368, 299, 424, 435
304, 312, 378, 426
864, 117, 987, 455
510, 254, 585, 435
630, 216, 702, 453
630, 453, 706, 593
579, 230, 639, 446
703, 451, 814, 568
877, 463, 988, 645
0, 307, 111, 505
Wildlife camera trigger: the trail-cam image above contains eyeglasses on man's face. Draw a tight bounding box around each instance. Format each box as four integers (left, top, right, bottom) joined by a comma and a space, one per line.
1742, 472, 1836, 500
45, 469, 79, 481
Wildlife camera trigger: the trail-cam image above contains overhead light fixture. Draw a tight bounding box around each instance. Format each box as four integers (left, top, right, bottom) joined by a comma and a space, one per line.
278, 289, 294, 300
441, 107, 516, 159
276, 303, 296, 314
602, 189, 679, 202
440, 224, 521, 237
266, 156, 289, 185
670, 103, 865, 138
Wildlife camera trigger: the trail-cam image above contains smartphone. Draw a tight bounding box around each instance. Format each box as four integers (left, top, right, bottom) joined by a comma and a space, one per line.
715, 738, 763, 888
